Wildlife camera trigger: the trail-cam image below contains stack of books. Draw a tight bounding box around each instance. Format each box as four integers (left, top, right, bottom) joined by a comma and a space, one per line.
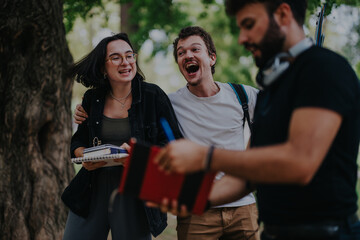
83, 144, 127, 157
71, 144, 129, 167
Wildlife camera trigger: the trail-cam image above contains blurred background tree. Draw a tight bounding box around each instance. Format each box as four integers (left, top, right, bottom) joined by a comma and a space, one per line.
64, 2, 360, 240
63, 2, 360, 239
64, 0, 360, 98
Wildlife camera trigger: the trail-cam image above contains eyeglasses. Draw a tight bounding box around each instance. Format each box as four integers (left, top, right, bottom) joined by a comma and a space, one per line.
105, 53, 137, 66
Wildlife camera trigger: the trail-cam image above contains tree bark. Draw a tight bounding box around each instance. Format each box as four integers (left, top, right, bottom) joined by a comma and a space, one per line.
0, 0, 74, 239
120, 2, 140, 49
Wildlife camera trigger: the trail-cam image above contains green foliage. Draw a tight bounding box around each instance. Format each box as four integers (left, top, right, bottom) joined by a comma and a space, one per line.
63, 0, 105, 33
64, 0, 360, 50
306, 0, 335, 15
307, 0, 360, 15
64, 0, 192, 51
201, 0, 215, 4
64, 0, 360, 41
183, 1, 256, 85
119, 0, 191, 52
64, 0, 360, 85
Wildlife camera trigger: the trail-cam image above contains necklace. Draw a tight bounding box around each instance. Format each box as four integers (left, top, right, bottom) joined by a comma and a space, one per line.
110, 89, 131, 109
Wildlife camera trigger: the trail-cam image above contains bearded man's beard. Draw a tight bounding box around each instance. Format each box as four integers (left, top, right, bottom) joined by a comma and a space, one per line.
246, 17, 286, 69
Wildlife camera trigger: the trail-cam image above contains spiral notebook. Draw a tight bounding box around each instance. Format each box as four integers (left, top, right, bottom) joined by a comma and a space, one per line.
71, 153, 129, 167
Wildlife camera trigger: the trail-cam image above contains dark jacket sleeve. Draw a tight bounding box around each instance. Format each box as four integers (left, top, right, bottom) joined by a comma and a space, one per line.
70, 90, 93, 158
154, 85, 183, 146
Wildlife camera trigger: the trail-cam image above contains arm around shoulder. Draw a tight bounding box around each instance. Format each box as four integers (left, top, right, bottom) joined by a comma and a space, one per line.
70, 89, 94, 157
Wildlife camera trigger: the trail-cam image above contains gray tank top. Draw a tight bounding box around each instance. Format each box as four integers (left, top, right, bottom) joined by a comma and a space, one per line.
101, 115, 131, 146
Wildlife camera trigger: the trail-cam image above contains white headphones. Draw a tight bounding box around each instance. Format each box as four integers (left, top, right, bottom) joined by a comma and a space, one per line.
256, 38, 314, 89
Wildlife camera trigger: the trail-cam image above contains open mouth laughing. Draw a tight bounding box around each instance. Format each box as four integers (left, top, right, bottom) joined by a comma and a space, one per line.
185, 62, 200, 74
119, 69, 131, 74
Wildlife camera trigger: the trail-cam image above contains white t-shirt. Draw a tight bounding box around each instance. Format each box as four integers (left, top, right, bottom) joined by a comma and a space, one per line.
169, 81, 258, 208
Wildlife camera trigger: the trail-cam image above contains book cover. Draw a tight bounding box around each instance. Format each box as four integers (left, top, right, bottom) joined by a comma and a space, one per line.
83, 148, 126, 157
83, 144, 126, 154
118, 139, 215, 215
83, 144, 116, 153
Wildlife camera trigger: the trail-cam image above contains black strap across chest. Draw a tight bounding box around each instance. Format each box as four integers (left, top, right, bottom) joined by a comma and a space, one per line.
228, 82, 252, 134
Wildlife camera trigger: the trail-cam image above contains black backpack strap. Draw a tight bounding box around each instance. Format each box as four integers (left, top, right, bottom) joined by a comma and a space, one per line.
228, 82, 252, 134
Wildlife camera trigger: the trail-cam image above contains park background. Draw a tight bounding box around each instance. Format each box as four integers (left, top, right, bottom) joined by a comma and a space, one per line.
0, 0, 359, 239
67, 2, 360, 238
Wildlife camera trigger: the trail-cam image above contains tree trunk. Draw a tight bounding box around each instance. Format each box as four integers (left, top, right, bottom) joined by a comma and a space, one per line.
120, 2, 140, 49
0, 0, 74, 239
121, 2, 136, 34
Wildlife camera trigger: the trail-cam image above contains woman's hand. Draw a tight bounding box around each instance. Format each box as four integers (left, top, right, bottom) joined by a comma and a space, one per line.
120, 142, 131, 152
113, 157, 127, 164
82, 161, 107, 170
74, 147, 85, 158
75, 146, 106, 170
113, 142, 131, 164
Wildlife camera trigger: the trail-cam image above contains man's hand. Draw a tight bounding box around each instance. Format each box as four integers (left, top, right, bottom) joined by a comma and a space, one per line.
146, 198, 191, 217
154, 139, 208, 174
74, 104, 88, 124
209, 175, 249, 206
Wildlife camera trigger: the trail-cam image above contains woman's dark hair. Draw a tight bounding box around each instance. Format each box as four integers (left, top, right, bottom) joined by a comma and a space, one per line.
173, 26, 217, 75
68, 33, 145, 89
225, 0, 307, 26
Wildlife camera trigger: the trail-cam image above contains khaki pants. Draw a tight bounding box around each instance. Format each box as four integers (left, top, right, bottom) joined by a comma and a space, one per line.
177, 203, 259, 240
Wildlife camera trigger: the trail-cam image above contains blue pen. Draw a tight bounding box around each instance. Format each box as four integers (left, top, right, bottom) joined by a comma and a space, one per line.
160, 117, 175, 142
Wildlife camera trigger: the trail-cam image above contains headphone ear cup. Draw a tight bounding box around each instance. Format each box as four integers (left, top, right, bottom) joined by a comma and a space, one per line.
255, 38, 313, 89
255, 53, 291, 89
263, 61, 290, 86
256, 70, 265, 89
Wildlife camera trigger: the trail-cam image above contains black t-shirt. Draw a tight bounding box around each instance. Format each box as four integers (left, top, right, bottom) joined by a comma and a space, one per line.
251, 46, 360, 224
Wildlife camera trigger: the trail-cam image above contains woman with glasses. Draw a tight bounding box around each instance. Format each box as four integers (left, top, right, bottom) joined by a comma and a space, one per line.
62, 33, 182, 240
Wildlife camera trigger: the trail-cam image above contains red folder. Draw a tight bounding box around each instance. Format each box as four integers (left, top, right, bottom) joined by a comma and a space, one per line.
118, 139, 215, 215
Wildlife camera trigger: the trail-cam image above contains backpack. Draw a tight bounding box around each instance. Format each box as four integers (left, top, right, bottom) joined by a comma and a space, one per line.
227, 82, 252, 134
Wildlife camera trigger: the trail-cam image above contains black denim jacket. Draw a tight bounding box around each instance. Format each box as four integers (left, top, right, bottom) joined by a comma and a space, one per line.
69, 74, 182, 237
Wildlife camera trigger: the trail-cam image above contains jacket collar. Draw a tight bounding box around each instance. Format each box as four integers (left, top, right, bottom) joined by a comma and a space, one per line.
94, 73, 143, 104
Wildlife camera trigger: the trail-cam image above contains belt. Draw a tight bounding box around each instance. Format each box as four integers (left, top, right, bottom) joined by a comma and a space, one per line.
263, 213, 359, 239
